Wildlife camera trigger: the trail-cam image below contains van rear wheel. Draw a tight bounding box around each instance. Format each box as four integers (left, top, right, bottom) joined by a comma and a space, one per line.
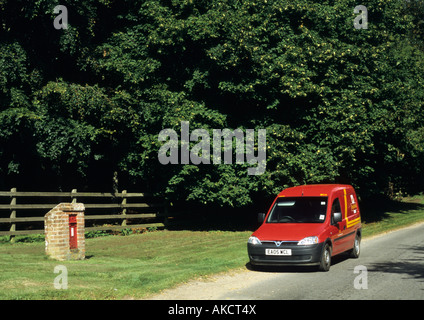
349, 234, 361, 258
319, 243, 332, 272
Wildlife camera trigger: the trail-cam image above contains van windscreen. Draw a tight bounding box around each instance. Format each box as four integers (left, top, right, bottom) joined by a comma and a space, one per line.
267, 197, 328, 223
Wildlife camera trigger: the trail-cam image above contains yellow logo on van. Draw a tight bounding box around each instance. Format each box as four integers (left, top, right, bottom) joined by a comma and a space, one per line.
344, 189, 361, 228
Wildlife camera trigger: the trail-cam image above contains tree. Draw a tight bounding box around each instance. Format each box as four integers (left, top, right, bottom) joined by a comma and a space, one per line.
0, 0, 423, 206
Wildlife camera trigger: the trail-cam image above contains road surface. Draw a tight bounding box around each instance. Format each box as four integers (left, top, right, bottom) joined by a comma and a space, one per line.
148, 222, 424, 300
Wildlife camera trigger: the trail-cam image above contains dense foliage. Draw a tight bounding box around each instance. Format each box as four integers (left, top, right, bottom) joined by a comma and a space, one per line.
1, 0, 424, 208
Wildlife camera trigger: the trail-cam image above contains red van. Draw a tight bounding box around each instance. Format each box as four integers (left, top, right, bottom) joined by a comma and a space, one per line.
248, 184, 362, 271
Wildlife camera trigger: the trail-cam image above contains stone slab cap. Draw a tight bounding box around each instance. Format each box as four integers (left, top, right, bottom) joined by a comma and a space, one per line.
58, 202, 85, 212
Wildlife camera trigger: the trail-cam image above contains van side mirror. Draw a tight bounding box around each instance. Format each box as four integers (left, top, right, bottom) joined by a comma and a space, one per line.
333, 212, 342, 224
258, 213, 266, 224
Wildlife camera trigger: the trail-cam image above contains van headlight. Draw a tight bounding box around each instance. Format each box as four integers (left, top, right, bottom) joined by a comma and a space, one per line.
248, 236, 262, 245
297, 236, 319, 245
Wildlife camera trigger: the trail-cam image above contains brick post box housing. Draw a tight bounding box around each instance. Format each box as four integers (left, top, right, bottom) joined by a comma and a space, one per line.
44, 203, 85, 261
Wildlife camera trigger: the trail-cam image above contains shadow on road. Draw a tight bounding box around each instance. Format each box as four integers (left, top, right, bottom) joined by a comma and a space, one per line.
366, 244, 424, 282
245, 263, 318, 273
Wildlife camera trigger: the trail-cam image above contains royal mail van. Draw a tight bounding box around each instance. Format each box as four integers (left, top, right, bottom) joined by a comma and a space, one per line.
248, 184, 362, 271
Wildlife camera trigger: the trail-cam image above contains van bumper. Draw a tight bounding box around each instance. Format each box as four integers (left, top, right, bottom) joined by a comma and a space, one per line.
248, 242, 324, 266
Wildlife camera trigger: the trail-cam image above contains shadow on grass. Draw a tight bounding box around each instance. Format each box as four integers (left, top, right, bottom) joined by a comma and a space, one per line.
359, 196, 424, 224
165, 196, 424, 231
164, 204, 265, 232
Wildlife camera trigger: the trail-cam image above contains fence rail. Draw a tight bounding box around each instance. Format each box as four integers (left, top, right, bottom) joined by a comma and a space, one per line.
0, 188, 165, 239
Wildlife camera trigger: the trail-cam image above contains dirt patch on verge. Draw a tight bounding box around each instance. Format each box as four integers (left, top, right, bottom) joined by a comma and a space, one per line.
145, 267, 279, 300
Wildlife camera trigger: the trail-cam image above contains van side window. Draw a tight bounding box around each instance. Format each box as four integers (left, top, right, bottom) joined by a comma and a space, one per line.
331, 198, 342, 225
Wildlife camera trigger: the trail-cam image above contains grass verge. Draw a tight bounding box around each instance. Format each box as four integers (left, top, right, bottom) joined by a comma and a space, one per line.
361, 195, 424, 238
0, 196, 423, 299
0, 230, 252, 299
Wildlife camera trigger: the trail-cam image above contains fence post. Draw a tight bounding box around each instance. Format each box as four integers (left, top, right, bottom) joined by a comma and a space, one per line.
9, 187, 16, 243
121, 190, 127, 226
71, 189, 77, 204
163, 199, 169, 226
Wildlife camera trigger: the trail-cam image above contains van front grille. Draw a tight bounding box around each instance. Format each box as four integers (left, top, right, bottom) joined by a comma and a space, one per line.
261, 241, 298, 246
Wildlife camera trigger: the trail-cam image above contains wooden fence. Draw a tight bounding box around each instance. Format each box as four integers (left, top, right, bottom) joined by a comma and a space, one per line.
0, 188, 165, 239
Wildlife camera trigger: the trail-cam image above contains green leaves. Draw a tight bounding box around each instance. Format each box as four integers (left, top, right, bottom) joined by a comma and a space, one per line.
1, 0, 424, 201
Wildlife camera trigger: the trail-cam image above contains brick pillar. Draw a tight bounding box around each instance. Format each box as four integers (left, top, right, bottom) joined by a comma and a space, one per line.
44, 203, 85, 261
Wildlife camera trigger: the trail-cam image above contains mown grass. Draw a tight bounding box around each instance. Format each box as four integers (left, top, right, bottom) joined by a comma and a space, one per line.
0, 195, 423, 299
0, 230, 252, 299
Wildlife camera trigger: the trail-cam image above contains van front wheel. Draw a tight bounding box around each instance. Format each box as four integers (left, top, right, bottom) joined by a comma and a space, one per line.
319, 243, 332, 272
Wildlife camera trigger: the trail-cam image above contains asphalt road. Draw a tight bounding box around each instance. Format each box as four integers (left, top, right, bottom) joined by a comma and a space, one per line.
150, 222, 424, 300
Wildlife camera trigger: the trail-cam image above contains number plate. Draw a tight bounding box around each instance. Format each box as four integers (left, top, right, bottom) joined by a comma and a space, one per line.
265, 249, 292, 256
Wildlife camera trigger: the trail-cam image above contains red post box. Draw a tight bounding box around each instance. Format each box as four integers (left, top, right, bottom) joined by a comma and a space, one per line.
69, 214, 78, 250
45, 203, 85, 260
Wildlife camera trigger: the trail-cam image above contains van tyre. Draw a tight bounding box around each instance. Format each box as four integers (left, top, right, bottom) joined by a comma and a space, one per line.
319, 243, 332, 272
349, 234, 361, 259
